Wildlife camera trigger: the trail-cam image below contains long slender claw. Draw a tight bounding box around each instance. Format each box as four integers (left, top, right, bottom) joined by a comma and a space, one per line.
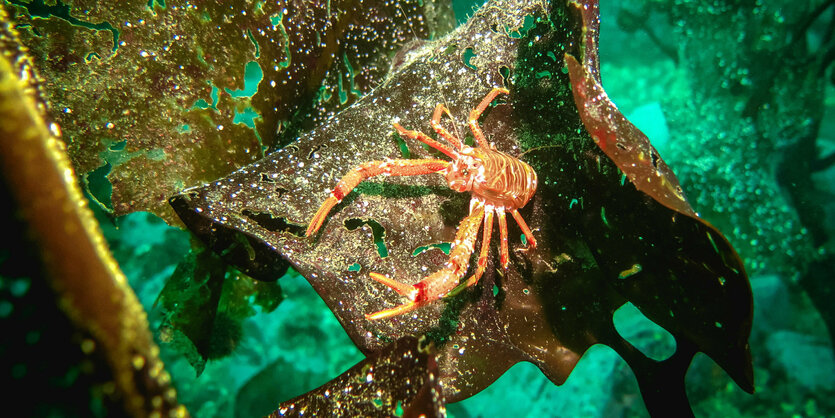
366, 202, 486, 320
392, 122, 411, 137
365, 301, 422, 320
308, 158, 449, 237
306, 196, 339, 236
368, 272, 418, 299
367, 273, 422, 320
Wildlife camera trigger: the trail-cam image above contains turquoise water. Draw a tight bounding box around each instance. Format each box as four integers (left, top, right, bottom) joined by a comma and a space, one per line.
2, 0, 834, 416
99, 2, 834, 417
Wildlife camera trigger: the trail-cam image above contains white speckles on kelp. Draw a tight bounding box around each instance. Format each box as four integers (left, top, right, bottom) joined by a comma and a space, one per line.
5, 0, 453, 222
171, 0, 753, 414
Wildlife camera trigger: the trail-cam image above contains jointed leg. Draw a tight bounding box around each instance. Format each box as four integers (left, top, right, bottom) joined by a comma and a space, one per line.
468, 87, 510, 149
365, 202, 486, 320
496, 206, 509, 268
449, 204, 494, 296
511, 209, 537, 248
393, 123, 456, 159
450, 207, 535, 296
306, 159, 450, 236
431, 103, 463, 150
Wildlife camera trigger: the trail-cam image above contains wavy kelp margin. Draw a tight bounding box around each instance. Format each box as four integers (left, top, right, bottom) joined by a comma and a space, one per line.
171, 0, 753, 415
270, 336, 445, 417
0, 11, 184, 417
562, 0, 753, 412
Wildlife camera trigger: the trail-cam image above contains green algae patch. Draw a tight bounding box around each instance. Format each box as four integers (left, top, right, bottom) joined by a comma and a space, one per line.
4, 0, 454, 223
169, 2, 753, 415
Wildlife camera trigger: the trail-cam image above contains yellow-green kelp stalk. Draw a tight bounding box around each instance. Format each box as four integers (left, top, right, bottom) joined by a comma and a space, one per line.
0, 9, 186, 417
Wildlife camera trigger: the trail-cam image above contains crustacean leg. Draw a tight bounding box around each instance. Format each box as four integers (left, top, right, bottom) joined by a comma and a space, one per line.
511, 209, 537, 249
449, 205, 535, 297
305, 158, 450, 236
468, 87, 510, 148
431, 103, 464, 149
366, 201, 485, 320
449, 203, 494, 295
496, 206, 510, 268
489, 206, 537, 270
393, 123, 456, 159
448, 204, 536, 295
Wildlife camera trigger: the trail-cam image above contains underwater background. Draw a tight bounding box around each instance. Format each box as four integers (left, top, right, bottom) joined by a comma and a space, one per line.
1, 0, 834, 416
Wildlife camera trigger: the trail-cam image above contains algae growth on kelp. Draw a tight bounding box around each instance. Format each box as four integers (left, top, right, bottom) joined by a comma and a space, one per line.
3, 0, 835, 416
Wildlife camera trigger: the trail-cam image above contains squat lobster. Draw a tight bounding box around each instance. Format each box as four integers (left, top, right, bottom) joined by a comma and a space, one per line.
306, 87, 538, 320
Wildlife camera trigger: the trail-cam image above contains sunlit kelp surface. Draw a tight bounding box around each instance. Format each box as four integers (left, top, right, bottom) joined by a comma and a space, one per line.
172, 0, 752, 415
4, 0, 453, 223
270, 336, 445, 417
4, 0, 835, 416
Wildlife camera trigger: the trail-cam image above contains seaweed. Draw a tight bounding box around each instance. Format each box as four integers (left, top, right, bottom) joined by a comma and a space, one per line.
171, 0, 754, 415
269, 336, 445, 417
155, 244, 283, 375
0, 7, 183, 415
4, 0, 454, 223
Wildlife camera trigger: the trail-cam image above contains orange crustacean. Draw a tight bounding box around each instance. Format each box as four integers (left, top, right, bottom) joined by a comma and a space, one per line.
306, 87, 538, 320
